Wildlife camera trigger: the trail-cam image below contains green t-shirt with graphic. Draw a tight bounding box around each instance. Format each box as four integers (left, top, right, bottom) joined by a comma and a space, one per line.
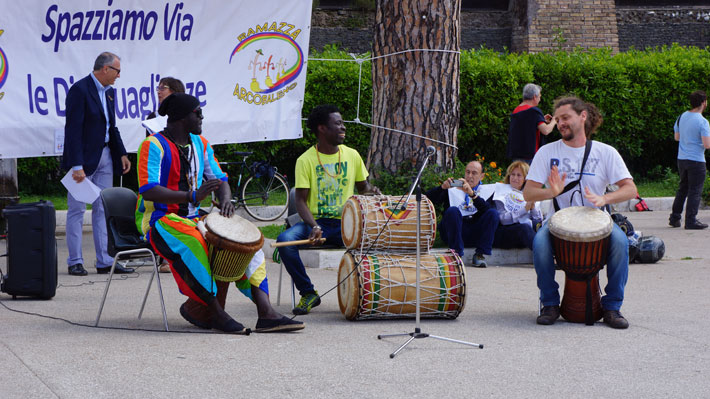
295, 145, 369, 219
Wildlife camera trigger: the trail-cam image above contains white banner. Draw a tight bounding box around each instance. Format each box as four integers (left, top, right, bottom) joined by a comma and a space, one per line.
0, 0, 311, 159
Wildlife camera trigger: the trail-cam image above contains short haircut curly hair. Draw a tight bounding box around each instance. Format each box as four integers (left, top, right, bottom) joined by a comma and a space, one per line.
306, 104, 341, 135
690, 90, 706, 109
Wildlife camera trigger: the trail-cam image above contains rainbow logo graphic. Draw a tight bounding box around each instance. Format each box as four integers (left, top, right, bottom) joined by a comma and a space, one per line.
229, 31, 303, 94
0, 34, 7, 90
382, 207, 413, 221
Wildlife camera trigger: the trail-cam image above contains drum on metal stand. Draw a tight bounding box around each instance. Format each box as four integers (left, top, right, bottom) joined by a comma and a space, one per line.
548, 206, 612, 325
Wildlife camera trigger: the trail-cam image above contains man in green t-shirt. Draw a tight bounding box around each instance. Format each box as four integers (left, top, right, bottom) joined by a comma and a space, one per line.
277, 104, 379, 315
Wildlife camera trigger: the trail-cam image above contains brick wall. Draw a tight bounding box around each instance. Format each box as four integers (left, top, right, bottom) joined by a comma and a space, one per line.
511, 0, 619, 53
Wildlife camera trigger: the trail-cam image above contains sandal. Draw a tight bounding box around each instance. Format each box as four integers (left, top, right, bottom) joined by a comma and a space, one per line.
254, 316, 305, 333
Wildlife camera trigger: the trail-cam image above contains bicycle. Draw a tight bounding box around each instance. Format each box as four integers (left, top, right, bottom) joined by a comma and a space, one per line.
210, 151, 290, 222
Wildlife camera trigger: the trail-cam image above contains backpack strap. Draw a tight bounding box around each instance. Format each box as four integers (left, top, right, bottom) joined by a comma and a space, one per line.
553, 140, 592, 212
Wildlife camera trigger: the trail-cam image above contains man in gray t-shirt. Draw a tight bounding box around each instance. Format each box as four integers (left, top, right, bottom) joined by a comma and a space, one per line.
669, 90, 710, 230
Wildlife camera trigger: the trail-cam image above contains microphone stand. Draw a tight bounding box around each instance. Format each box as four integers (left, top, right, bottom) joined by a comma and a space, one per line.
377, 148, 483, 358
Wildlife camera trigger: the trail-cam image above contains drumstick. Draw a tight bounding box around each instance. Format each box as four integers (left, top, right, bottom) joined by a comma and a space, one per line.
271, 238, 326, 248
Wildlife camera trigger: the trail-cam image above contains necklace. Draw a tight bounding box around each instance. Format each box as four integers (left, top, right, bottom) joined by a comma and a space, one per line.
163, 129, 198, 194
315, 144, 341, 179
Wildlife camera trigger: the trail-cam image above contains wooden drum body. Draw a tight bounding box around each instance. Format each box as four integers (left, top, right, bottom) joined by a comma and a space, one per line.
548, 206, 612, 325
340, 195, 437, 252
337, 251, 466, 320
202, 212, 264, 282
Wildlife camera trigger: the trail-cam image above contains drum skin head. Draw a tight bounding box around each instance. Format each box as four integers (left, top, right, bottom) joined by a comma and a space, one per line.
204, 212, 262, 245
337, 252, 360, 320
340, 198, 362, 250
549, 206, 612, 242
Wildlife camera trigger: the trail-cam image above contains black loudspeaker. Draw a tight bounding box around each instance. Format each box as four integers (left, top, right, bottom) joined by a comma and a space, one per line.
1, 201, 57, 299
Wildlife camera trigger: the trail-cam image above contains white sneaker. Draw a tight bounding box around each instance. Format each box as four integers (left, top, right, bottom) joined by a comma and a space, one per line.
471, 253, 487, 268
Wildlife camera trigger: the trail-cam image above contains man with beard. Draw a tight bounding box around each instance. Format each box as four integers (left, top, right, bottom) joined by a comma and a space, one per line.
523, 96, 637, 329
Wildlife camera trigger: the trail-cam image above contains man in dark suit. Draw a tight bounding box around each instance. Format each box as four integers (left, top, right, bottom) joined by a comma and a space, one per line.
62, 52, 132, 276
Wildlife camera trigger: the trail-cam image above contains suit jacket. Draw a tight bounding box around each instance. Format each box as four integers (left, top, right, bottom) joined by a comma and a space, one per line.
62, 74, 127, 176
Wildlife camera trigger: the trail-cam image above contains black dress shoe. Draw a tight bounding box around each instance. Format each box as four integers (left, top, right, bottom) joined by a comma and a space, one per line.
685, 220, 708, 230
97, 264, 135, 274
68, 264, 88, 276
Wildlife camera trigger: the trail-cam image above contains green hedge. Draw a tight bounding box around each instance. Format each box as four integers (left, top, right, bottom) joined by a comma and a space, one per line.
18, 44, 710, 195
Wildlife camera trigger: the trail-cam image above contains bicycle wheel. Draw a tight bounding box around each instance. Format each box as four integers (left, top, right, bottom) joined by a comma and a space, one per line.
241, 172, 289, 221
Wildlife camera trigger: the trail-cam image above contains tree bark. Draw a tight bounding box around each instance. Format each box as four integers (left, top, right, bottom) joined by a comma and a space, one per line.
368, 0, 460, 176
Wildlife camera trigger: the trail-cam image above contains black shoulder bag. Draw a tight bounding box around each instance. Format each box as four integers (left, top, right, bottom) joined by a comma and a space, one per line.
552, 140, 592, 212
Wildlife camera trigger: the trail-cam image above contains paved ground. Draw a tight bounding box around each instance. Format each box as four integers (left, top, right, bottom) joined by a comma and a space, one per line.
1, 209, 709, 398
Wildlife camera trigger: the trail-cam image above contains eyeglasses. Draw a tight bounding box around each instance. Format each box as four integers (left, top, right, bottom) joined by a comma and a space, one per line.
193, 107, 203, 119
108, 66, 121, 74
156, 85, 170, 92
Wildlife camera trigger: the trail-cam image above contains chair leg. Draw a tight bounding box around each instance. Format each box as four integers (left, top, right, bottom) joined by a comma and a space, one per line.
291, 277, 296, 310
95, 257, 120, 327
138, 251, 169, 331
276, 259, 284, 306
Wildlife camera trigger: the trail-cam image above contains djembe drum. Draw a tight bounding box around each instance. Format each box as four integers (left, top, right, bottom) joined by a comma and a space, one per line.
549, 206, 612, 325
337, 250, 466, 320
182, 212, 264, 325
202, 211, 264, 282
340, 195, 436, 252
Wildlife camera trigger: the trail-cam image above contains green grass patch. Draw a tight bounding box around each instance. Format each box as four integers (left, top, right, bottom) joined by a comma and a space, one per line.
19, 194, 72, 210
681, 256, 694, 260
259, 224, 285, 240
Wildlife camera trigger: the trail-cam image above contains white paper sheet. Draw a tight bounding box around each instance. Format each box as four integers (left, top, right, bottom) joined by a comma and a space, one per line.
142, 115, 167, 135
60, 170, 101, 204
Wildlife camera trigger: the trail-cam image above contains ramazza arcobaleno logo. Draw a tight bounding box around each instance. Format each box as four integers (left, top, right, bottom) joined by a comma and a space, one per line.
0, 29, 8, 100
229, 22, 304, 106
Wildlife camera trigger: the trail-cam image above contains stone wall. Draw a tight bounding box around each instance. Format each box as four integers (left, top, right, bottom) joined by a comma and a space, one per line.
309, 4, 710, 55
309, 9, 512, 54
616, 7, 710, 50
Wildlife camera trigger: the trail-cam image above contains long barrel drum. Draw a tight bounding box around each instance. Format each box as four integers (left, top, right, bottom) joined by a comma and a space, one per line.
340, 195, 437, 252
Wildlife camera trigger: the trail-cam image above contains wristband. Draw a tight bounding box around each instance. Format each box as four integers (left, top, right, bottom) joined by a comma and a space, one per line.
192, 190, 197, 205
312, 225, 322, 231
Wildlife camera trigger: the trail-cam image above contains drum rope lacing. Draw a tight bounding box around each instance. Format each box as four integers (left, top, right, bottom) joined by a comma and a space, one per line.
304, 192, 463, 321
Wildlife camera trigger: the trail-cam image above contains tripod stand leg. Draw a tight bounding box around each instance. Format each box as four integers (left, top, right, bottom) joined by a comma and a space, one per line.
390, 335, 417, 358
377, 332, 412, 339
428, 334, 484, 349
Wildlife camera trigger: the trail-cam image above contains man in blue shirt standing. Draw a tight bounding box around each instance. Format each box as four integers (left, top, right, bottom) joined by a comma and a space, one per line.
670, 90, 710, 230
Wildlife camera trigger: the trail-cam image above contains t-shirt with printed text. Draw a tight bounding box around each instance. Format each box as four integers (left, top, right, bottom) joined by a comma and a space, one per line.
295, 145, 369, 219
527, 139, 632, 217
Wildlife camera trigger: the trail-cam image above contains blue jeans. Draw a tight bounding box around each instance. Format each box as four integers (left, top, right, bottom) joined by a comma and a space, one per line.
671, 159, 707, 223
439, 206, 499, 256
493, 222, 535, 250
533, 222, 629, 311
277, 218, 343, 296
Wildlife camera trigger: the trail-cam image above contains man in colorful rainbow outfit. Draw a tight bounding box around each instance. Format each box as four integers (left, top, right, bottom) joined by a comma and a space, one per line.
136, 93, 303, 333
277, 104, 379, 315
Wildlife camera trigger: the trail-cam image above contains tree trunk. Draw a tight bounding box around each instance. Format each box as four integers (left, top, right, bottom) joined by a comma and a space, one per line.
368, 0, 460, 176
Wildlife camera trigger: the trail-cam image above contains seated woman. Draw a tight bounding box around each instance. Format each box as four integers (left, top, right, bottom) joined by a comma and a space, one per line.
492, 161, 542, 250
